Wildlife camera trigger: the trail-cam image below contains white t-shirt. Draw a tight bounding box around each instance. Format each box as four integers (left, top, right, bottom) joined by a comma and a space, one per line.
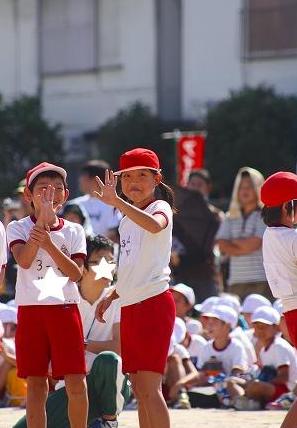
71, 195, 121, 236
259, 336, 297, 390
0, 221, 7, 268
187, 334, 207, 368
6, 216, 86, 306
116, 200, 173, 306
198, 337, 249, 375
79, 287, 121, 372
231, 326, 257, 368
263, 227, 297, 311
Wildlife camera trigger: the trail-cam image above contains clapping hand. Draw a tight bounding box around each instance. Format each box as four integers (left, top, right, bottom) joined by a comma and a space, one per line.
36, 185, 62, 230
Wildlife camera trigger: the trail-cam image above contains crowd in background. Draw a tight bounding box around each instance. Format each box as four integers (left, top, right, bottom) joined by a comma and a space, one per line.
0, 159, 296, 419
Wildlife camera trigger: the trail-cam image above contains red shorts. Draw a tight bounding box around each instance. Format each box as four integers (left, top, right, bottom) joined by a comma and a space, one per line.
120, 290, 176, 374
16, 305, 86, 379
284, 309, 297, 348
271, 383, 289, 401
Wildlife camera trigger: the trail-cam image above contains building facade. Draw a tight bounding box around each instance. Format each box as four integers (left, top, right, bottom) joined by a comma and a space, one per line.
0, 0, 296, 153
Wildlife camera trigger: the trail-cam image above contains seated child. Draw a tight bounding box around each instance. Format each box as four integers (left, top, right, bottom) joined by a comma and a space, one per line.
230, 306, 297, 409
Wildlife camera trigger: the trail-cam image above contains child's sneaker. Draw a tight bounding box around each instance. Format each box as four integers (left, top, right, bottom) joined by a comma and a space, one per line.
89, 420, 101, 428
234, 395, 261, 411
101, 419, 118, 428
173, 390, 191, 409
124, 397, 138, 410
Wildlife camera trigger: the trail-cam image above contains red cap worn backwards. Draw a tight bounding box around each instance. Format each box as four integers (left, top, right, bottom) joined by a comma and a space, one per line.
260, 171, 297, 207
26, 162, 67, 187
114, 148, 161, 175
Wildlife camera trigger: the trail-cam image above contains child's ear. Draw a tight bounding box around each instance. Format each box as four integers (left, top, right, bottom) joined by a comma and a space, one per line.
155, 173, 162, 185
64, 189, 70, 203
24, 187, 33, 203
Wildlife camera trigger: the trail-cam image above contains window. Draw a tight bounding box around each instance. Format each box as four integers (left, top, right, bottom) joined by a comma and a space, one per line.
242, 0, 297, 59
40, 0, 121, 74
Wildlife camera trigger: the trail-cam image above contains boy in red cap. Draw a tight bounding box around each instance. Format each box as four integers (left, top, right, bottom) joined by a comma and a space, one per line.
6, 162, 88, 428
261, 171, 297, 428
94, 148, 176, 428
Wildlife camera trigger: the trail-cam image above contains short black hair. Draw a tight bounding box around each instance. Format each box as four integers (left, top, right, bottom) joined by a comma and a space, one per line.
262, 201, 296, 226
85, 235, 114, 268
80, 160, 110, 182
188, 169, 211, 185
28, 170, 67, 193
62, 203, 86, 225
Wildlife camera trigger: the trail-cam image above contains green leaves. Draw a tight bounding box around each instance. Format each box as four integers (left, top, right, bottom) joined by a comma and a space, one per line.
0, 96, 64, 197
205, 86, 297, 196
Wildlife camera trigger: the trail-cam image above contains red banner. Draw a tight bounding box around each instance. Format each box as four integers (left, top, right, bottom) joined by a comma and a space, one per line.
177, 134, 206, 186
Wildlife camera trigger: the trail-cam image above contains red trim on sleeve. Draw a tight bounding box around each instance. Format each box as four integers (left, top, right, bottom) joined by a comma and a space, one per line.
153, 211, 169, 228
9, 239, 26, 250
71, 253, 86, 261
1, 264, 6, 269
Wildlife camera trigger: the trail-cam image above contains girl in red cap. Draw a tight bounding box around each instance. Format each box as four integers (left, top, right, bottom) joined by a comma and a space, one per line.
261, 171, 297, 428
94, 148, 175, 428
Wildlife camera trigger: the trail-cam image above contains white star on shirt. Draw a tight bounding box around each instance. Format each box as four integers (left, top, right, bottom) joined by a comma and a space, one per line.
33, 267, 69, 302
91, 258, 116, 281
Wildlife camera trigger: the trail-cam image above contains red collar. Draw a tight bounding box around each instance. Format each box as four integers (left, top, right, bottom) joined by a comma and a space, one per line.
30, 215, 64, 231
212, 338, 231, 352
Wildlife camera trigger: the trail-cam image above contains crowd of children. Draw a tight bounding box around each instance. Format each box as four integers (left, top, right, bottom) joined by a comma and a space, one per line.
1, 156, 297, 428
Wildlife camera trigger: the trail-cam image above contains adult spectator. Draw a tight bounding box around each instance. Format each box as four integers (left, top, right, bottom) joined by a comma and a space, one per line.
171, 169, 223, 302
70, 160, 121, 240
216, 167, 273, 301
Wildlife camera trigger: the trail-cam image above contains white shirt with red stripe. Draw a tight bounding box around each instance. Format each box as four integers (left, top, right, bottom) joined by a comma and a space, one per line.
260, 336, 297, 390
0, 220, 7, 269
116, 200, 173, 306
6, 216, 86, 306
263, 226, 297, 312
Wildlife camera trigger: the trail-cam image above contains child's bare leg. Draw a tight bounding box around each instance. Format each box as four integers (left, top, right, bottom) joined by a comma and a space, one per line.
65, 374, 88, 428
281, 398, 297, 428
245, 380, 275, 402
135, 371, 170, 428
130, 373, 151, 428
165, 354, 186, 398
0, 360, 11, 397
226, 378, 246, 399
26, 376, 48, 428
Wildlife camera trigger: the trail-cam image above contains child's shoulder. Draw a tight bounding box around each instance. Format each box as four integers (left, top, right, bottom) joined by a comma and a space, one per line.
146, 199, 172, 213
272, 335, 294, 351
61, 218, 85, 234
7, 215, 32, 230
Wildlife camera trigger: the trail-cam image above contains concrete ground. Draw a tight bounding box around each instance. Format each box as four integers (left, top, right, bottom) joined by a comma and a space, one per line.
0, 408, 287, 428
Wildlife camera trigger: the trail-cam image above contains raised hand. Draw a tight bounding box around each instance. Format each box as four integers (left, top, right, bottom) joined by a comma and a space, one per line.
36, 185, 62, 229
93, 170, 118, 207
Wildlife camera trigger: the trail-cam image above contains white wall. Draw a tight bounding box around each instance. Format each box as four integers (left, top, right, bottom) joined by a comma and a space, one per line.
182, 0, 243, 120
0, 0, 38, 99
182, 0, 297, 121
42, 0, 157, 136
244, 57, 297, 95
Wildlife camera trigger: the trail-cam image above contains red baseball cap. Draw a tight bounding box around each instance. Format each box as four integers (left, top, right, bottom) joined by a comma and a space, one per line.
260, 171, 297, 207
114, 148, 161, 175
26, 162, 67, 187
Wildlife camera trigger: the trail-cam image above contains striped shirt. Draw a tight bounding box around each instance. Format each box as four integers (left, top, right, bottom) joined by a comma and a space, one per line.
216, 210, 267, 285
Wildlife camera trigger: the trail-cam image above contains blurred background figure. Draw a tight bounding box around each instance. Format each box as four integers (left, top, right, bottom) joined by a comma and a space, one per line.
171, 169, 223, 303
216, 167, 273, 302
70, 160, 121, 242
62, 203, 94, 237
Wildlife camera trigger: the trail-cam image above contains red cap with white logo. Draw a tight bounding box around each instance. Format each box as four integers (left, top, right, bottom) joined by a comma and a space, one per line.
26, 162, 67, 187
